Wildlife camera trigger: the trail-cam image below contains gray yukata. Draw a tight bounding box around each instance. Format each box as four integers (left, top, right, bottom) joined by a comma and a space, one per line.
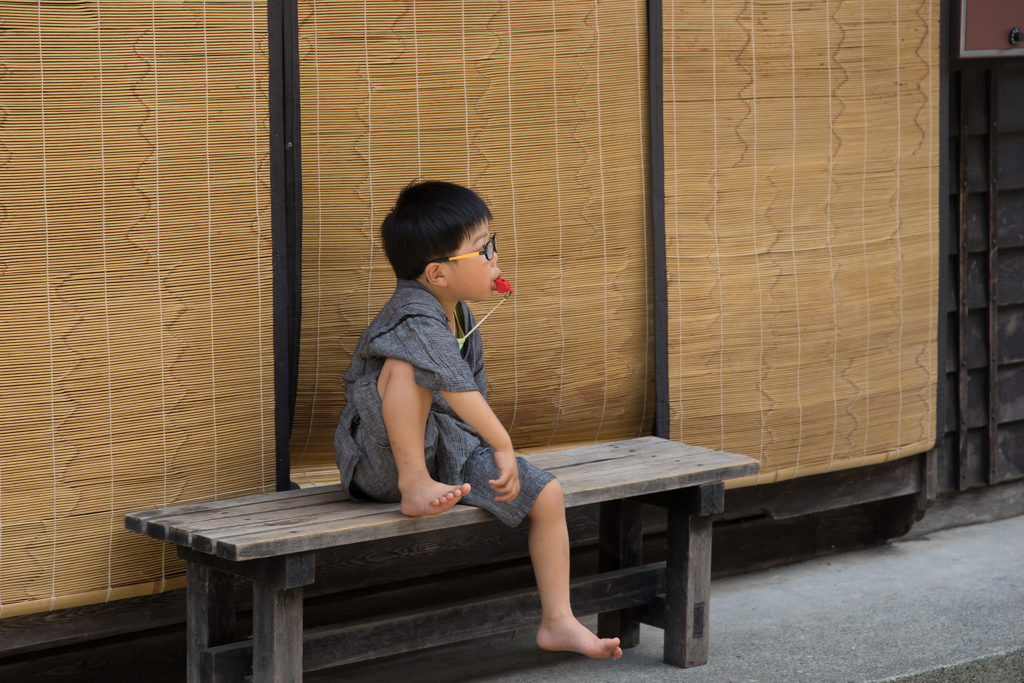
334, 279, 553, 527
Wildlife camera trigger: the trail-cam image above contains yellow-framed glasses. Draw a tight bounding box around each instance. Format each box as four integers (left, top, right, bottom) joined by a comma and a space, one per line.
430, 234, 498, 263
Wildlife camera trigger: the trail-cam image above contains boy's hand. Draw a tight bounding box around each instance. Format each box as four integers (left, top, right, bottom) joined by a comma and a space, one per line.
438, 389, 519, 502
489, 449, 520, 503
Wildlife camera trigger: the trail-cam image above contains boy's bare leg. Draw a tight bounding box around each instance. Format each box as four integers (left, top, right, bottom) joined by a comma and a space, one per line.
378, 358, 470, 516
530, 479, 622, 659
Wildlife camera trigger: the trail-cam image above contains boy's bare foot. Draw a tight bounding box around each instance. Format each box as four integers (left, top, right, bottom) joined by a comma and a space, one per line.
536, 615, 622, 659
399, 480, 471, 517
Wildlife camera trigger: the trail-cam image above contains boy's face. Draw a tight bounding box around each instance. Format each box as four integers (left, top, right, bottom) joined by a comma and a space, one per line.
442, 219, 501, 303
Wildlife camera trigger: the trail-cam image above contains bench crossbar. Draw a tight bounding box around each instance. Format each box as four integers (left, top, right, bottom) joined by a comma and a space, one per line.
203, 563, 667, 682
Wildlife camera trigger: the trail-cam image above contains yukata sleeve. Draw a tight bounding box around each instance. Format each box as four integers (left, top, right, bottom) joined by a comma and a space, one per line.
367, 313, 480, 394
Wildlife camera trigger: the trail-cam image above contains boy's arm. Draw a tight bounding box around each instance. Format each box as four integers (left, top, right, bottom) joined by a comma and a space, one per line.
438, 389, 519, 502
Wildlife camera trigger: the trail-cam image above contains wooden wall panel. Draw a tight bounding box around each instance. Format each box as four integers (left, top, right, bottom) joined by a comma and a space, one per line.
663, 0, 941, 486
944, 65, 1024, 490
289, 0, 655, 485
0, 0, 273, 618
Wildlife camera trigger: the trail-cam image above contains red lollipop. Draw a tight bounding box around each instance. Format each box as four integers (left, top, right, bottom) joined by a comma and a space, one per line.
494, 277, 514, 294
460, 277, 513, 344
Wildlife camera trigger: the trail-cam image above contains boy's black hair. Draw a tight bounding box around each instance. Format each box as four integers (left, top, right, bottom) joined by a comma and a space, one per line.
381, 181, 492, 280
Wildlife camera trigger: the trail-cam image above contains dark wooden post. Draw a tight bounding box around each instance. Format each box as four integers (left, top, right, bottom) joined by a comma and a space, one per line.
268, 0, 303, 492
956, 70, 970, 490
182, 549, 315, 682
186, 563, 237, 683
986, 68, 999, 485
648, 0, 669, 439
633, 482, 722, 667
252, 583, 304, 683
597, 499, 644, 648
664, 508, 712, 667
652, 482, 723, 668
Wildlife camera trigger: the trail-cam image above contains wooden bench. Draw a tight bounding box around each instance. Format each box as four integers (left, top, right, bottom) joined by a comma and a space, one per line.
125, 436, 758, 683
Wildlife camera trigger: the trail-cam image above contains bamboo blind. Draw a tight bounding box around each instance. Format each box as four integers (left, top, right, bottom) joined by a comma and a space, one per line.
0, 1, 273, 618
664, 0, 940, 485
290, 0, 655, 485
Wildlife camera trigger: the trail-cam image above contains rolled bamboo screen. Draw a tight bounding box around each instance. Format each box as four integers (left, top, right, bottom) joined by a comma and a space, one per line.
290, 0, 655, 485
0, 2, 273, 618
664, 0, 940, 485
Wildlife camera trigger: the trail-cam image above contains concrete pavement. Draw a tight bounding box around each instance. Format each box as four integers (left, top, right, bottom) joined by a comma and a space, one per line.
311, 514, 1024, 683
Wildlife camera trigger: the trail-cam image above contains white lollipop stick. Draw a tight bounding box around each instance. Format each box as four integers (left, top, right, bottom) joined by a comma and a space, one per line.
457, 292, 511, 345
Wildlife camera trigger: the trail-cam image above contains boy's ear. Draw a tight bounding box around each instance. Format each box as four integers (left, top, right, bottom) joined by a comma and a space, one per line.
421, 262, 449, 287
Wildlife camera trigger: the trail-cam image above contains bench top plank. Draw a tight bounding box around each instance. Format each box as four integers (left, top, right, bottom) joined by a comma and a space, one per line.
130, 440, 698, 541
125, 483, 334, 525
168, 441, 723, 547
126, 437, 757, 561
126, 488, 352, 539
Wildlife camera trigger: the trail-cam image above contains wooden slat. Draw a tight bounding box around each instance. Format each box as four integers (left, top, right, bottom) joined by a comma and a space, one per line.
202, 563, 667, 680
954, 69, 970, 491
182, 446, 696, 548
958, 70, 971, 491
129, 438, 679, 538
124, 439, 757, 561
156, 497, 375, 548
141, 488, 349, 533
988, 68, 1000, 485
199, 506, 497, 560
554, 446, 751, 486
157, 496, 356, 548
525, 437, 686, 471
201, 451, 755, 560
142, 440, 685, 544
557, 458, 757, 507
157, 444, 715, 547
125, 485, 343, 534
540, 443, 709, 479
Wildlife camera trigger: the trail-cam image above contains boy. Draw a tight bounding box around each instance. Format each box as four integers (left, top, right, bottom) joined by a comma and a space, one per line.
334, 181, 622, 660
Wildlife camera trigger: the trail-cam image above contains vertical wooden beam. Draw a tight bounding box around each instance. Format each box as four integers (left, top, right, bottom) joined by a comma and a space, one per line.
934, 0, 951, 448
956, 70, 970, 491
268, 0, 303, 491
648, 0, 669, 439
597, 500, 643, 648
186, 563, 237, 683
252, 583, 303, 683
987, 68, 999, 485
268, 0, 289, 491
663, 508, 711, 668
281, 0, 303, 445
924, 448, 938, 505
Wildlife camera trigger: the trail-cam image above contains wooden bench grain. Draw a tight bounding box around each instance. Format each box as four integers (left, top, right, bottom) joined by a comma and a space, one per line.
125, 437, 758, 683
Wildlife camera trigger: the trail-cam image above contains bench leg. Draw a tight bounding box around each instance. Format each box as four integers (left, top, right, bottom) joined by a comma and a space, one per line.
597, 499, 643, 648
663, 508, 712, 668
252, 582, 303, 683
187, 562, 237, 683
